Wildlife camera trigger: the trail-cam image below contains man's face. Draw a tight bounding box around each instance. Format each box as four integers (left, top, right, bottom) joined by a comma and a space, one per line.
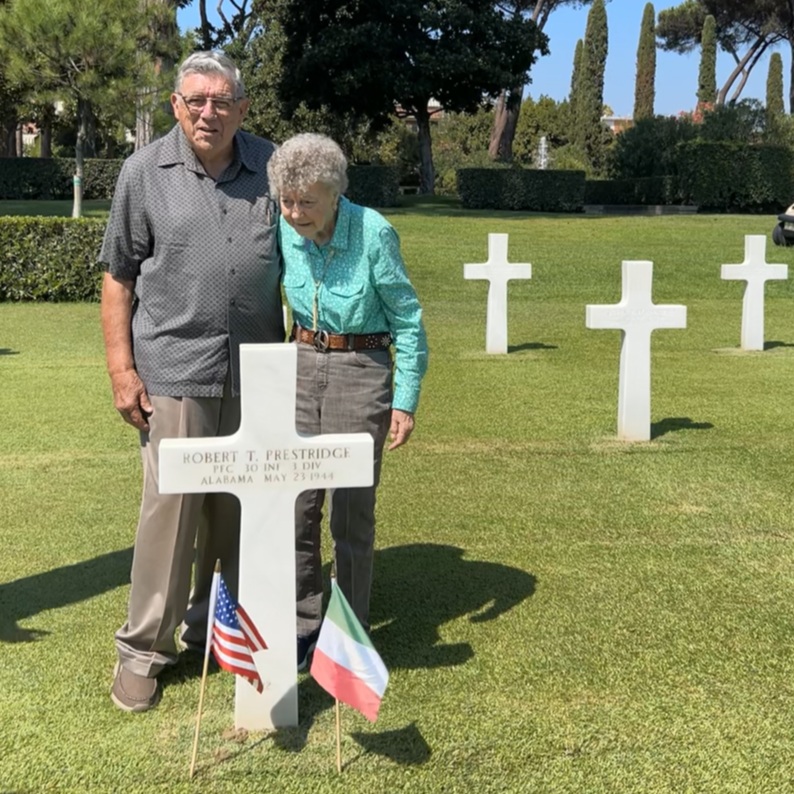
171, 72, 249, 161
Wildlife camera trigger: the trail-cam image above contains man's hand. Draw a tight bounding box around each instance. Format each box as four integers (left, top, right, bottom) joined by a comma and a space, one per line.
388, 409, 415, 451
110, 368, 153, 431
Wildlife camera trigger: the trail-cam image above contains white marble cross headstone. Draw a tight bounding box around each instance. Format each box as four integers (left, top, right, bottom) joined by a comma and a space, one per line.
721, 234, 788, 351
159, 343, 373, 730
464, 233, 532, 354
586, 261, 687, 442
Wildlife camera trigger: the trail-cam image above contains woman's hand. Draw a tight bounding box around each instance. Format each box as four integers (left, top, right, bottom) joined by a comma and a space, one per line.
388, 409, 415, 450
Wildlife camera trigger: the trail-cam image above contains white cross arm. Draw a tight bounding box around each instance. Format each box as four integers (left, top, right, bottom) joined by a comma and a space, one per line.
585, 261, 687, 332
159, 344, 374, 495
463, 233, 532, 283
721, 235, 788, 284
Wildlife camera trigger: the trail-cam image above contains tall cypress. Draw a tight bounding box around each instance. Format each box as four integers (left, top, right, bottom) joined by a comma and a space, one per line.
766, 52, 784, 119
569, 38, 583, 130
633, 3, 656, 121
578, 0, 608, 172
697, 15, 717, 106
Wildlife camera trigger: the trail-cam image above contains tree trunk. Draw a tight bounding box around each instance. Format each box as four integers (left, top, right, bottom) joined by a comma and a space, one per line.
135, 87, 157, 151
415, 106, 435, 196
136, 0, 179, 150
489, 91, 508, 160
488, 1, 547, 162
717, 37, 769, 105
788, 36, 794, 113
15, 124, 22, 156
489, 86, 522, 162
73, 99, 88, 219
2, 123, 17, 157
40, 106, 53, 158
199, 0, 213, 50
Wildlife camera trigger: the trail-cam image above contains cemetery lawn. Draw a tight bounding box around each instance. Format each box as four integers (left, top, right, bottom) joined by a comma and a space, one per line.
4, 210, 794, 793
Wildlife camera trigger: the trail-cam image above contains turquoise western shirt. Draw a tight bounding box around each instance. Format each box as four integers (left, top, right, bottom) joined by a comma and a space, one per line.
280, 196, 428, 413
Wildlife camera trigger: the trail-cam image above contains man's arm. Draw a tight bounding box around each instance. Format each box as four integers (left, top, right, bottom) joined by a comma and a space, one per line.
101, 273, 152, 431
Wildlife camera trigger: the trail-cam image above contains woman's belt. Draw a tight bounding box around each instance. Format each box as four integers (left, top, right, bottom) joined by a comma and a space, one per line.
292, 324, 392, 352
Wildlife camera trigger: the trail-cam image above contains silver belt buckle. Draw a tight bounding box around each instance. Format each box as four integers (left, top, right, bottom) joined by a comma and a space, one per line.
313, 329, 330, 352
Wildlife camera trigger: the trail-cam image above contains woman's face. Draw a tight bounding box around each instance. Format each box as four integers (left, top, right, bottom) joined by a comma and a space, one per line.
278, 181, 338, 245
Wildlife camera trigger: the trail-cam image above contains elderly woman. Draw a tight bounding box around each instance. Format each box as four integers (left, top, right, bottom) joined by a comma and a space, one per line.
267, 133, 428, 669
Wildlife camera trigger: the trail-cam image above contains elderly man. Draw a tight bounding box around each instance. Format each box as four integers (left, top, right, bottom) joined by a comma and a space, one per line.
100, 51, 283, 712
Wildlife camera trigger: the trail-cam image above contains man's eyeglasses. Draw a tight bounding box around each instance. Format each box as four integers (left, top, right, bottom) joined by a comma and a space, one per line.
176, 93, 240, 114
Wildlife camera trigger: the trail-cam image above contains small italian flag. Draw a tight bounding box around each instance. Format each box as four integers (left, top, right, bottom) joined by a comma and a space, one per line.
310, 579, 389, 722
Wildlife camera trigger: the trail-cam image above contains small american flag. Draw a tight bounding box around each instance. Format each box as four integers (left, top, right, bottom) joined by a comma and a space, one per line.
212, 576, 268, 693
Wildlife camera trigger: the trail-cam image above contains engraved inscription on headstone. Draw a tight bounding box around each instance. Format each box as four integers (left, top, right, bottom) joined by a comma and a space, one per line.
159, 344, 374, 730
586, 261, 687, 442
464, 233, 532, 354
721, 235, 787, 351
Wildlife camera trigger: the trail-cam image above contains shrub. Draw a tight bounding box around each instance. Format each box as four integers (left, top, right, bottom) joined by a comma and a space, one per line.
585, 176, 682, 205
0, 158, 123, 200
677, 141, 794, 212
432, 109, 495, 195
607, 115, 697, 179
346, 165, 400, 207
457, 167, 585, 212
0, 217, 106, 301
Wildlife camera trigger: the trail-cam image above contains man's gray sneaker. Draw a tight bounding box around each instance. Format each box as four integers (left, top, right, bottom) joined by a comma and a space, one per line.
110, 663, 161, 713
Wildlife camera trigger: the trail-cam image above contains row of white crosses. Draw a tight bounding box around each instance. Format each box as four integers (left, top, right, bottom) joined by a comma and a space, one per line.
154, 234, 786, 732
465, 233, 788, 441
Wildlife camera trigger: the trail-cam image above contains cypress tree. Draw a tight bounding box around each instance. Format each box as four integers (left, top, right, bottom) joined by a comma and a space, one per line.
633, 3, 656, 121
578, 0, 608, 172
569, 38, 583, 129
697, 15, 717, 106
766, 52, 784, 119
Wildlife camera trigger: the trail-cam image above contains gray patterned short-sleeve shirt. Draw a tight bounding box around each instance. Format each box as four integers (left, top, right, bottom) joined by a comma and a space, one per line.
99, 124, 284, 397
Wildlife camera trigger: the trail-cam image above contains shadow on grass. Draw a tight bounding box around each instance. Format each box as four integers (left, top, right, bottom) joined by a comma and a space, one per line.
272, 543, 535, 757
160, 648, 220, 691
651, 416, 714, 439
0, 348, 19, 356
508, 341, 558, 353
765, 340, 794, 350
0, 547, 133, 642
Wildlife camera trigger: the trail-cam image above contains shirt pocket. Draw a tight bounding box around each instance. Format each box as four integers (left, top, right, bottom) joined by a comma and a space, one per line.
139, 244, 204, 329
324, 280, 367, 330
283, 272, 307, 296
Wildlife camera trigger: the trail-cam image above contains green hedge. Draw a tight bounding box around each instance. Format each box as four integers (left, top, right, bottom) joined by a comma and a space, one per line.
346, 165, 400, 207
585, 176, 683, 206
0, 217, 106, 301
0, 158, 123, 200
457, 168, 585, 212
676, 141, 794, 213
0, 159, 398, 205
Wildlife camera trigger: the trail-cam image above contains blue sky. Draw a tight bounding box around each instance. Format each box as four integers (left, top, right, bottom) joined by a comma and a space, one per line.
178, 0, 790, 119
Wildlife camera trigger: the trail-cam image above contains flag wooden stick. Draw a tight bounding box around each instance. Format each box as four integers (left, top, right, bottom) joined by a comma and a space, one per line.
189, 559, 222, 779
335, 698, 342, 773
329, 569, 343, 774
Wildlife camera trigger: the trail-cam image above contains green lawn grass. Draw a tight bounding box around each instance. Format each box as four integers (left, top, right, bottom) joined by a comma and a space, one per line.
3, 210, 794, 792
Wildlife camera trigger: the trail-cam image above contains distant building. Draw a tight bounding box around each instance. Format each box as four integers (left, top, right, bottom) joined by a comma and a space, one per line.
602, 115, 634, 134
396, 99, 445, 132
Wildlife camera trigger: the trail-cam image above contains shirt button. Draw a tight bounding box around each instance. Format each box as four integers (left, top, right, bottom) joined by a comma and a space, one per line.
227, 237, 232, 243
230, 268, 236, 275
230, 298, 236, 306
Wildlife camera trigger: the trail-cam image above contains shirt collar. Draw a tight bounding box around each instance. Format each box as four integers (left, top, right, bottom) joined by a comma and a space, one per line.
156, 125, 258, 176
